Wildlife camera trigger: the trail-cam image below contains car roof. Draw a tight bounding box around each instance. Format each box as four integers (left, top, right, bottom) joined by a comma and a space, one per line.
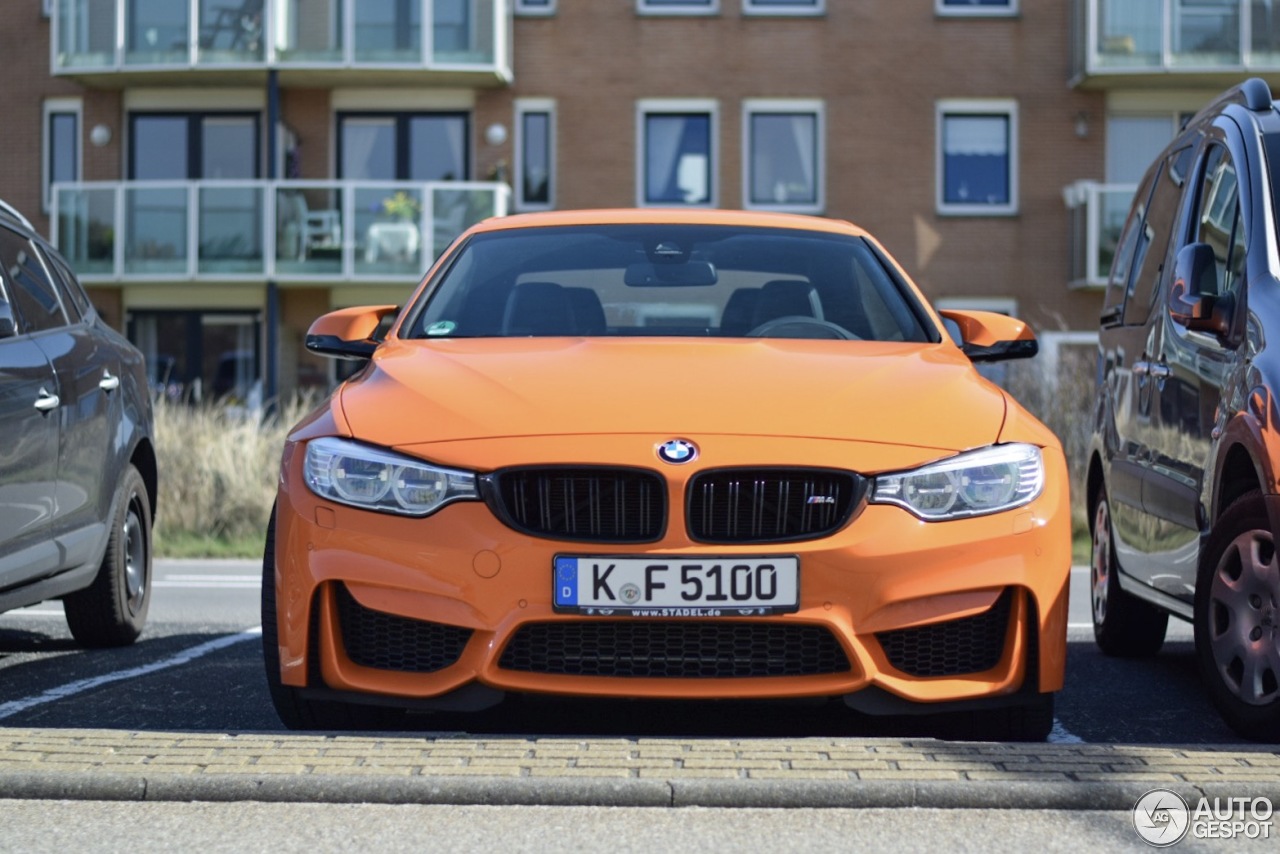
466, 208, 869, 238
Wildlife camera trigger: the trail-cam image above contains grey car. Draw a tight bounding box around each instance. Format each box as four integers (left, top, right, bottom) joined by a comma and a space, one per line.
0, 201, 157, 646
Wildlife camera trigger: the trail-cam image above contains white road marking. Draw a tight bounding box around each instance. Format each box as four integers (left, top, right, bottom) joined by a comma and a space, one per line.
0, 627, 262, 721
153, 581, 261, 589
159, 574, 261, 583
1048, 718, 1085, 744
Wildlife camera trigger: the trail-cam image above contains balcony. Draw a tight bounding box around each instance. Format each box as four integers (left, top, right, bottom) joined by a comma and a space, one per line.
1064, 180, 1136, 288
51, 179, 510, 283
1072, 0, 1280, 87
52, 0, 512, 87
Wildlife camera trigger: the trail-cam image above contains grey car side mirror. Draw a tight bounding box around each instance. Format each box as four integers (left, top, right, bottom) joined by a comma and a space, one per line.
0, 299, 17, 339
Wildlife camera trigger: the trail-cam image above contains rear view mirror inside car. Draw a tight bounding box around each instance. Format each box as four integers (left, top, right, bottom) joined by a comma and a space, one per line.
624, 260, 718, 287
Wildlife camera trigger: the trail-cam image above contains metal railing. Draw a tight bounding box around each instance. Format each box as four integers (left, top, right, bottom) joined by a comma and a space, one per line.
1075, 0, 1280, 78
52, 0, 511, 79
1064, 179, 1137, 288
51, 179, 511, 282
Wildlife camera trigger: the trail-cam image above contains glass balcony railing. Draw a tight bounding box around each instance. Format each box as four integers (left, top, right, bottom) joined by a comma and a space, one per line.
1064, 180, 1137, 287
53, 0, 511, 78
52, 180, 510, 282
1075, 0, 1280, 79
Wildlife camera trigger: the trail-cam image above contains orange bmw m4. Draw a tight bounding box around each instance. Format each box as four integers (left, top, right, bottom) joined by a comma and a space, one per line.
264, 209, 1070, 740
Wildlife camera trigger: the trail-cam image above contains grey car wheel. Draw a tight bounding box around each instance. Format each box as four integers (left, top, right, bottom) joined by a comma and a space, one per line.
63, 464, 151, 647
1090, 484, 1167, 657
1195, 490, 1280, 740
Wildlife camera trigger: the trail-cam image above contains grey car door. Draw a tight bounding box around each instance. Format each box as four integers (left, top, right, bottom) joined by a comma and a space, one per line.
0, 226, 115, 571
1145, 139, 1246, 603
0, 280, 60, 585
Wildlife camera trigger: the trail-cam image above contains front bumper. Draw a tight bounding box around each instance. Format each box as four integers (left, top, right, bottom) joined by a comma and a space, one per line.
270, 437, 1071, 709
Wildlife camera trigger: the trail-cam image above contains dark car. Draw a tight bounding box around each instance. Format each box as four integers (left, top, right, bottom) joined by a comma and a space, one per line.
1087, 78, 1280, 740
0, 201, 157, 646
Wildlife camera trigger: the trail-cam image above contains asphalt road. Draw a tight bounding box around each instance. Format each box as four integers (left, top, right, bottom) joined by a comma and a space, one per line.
0, 561, 1242, 744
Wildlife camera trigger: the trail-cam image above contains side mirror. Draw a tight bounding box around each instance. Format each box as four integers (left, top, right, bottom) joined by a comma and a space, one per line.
1169, 242, 1232, 336
0, 300, 16, 339
937, 309, 1038, 362
305, 305, 399, 360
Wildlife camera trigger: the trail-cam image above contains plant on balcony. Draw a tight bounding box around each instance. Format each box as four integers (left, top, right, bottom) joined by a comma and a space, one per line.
380, 191, 421, 222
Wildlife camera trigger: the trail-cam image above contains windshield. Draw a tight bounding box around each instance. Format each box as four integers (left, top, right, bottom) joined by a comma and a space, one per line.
404, 224, 933, 342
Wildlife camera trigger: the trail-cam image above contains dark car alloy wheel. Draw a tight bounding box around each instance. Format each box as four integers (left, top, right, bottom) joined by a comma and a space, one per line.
1090, 485, 1167, 657
63, 464, 152, 647
1195, 491, 1280, 739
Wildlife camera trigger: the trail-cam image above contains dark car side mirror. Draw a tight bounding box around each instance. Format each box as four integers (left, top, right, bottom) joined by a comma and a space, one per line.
0, 299, 17, 339
1169, 242, 1232, 337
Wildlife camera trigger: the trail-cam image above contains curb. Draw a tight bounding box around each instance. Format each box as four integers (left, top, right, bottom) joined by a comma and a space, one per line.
4, 771, 1280, 810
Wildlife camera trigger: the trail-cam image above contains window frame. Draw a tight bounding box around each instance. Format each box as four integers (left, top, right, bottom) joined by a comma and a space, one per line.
636, 99, 719, 208
741, 99, 825, 214
743, 0, 824, 16
935, 0, 1018, 17
935, 99, 1019, 217
335, 111, 471, 181
43, 98, 82, 215
128, 111, 262, 180
515, 99, 556, 212
515, 0, 557, 15
637, 0, 719, 17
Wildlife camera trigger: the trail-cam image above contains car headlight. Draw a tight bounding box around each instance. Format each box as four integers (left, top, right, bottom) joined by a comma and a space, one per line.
303, 437, 478, 516
871, 443, 1044, 521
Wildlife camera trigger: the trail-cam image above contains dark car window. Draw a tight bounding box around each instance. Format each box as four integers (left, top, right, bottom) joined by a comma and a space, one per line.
1191, 143, 1246, 301
406, 225, 933, 343
1102, 169, 1158, 325
0, 226, 67, 334
1123, 148, 1190, 327
42, 247, 92, 323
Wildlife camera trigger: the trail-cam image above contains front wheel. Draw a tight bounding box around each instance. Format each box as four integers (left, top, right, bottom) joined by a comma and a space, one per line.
1194, 490, 1280, 741
64, 464, 152, 647
1090, 485, 1168, 657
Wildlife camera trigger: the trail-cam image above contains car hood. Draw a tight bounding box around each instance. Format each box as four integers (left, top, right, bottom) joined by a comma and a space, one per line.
337, 338, 1007, 453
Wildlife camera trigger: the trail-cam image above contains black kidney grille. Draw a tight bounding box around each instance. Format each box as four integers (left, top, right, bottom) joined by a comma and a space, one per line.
490, 467, 665, 542
335, 584, 472, 673
688, 468, 863, 543
876, 590, 1013, 678
498, 621, 851, 678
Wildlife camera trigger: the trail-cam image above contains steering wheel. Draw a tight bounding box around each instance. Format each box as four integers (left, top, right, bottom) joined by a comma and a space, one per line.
745, 316, 860, 340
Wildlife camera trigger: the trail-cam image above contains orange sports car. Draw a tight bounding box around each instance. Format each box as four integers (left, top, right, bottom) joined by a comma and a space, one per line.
263, 209, 1070, 740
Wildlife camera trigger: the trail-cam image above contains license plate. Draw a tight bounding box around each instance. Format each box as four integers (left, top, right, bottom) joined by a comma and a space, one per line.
553, 556, 799, 616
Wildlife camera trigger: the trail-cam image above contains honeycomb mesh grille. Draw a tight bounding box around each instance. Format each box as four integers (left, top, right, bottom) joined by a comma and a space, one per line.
498, 621, 851, 678
490, 467, 665, 542
687, 468, 863, 543
335, 585, 472, 673
876, 590, 1013, 678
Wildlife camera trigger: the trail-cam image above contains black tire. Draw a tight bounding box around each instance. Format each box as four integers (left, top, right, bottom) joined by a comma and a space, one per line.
1194, 490, 1280, 742
261, 508, 404, 730
63, 464, 152, 647
1090, 483, 1168, 657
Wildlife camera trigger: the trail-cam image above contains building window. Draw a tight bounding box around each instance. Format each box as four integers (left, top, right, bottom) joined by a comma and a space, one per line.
129, 113, 260, 179
638, 100, 717, 207
744, 0, 824, 15
516, 0, 556, 14
936, 100, 1018, 216
936, 0, 1017, 16
638, 0, 719, 16
743, 100, 823, 213
44, 99, 81, 214
338, 113, 469, 181
516, 100, 555, 211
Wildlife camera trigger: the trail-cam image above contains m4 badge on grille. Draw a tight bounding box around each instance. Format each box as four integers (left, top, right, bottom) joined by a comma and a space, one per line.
807, 495, 836, 505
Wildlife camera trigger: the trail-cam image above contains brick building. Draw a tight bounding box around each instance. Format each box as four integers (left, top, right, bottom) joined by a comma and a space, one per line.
1, 1, 1276, 400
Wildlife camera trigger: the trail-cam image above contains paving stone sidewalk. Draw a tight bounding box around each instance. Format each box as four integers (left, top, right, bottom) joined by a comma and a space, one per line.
2, 729, 1278, 808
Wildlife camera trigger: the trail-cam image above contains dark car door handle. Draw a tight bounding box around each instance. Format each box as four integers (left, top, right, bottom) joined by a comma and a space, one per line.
99, 371, 120, 392
33, 388, 60, 412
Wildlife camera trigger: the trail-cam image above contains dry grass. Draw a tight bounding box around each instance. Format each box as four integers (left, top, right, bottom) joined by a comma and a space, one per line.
152, 397, 317, 557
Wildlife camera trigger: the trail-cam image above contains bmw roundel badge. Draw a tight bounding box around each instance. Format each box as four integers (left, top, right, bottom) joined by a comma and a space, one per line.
657, 439, 697, 465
